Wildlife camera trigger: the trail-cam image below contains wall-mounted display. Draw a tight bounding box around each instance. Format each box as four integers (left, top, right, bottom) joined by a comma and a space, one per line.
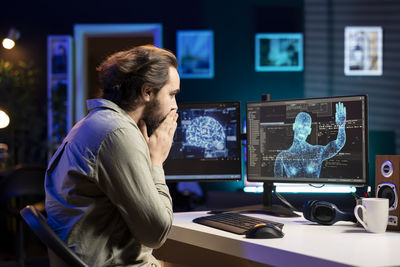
74, 23, 162, 122
255, 33, 303, 72
177, 30, 214, 79
47, 35, 73, 158
344, 26, 383, 76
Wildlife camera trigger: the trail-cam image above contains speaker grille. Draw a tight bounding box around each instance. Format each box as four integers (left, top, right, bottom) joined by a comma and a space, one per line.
377, 183, 397, 211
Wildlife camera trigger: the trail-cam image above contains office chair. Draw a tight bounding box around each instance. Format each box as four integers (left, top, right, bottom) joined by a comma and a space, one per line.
0, 164, 46, 265
20, 205, 89, 267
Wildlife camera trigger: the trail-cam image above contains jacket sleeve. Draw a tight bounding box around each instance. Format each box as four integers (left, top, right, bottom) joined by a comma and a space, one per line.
95, 127, 173, 249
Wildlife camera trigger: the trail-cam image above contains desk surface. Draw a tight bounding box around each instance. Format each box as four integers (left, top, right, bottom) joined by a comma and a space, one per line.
164, 211, 400, 267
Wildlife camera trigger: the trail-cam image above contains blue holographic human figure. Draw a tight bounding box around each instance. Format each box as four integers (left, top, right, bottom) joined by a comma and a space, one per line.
274, 102, 346, 178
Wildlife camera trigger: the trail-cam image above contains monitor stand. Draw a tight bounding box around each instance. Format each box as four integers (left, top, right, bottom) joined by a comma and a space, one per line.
209, 182, 300, 217
209, 94, 299, 218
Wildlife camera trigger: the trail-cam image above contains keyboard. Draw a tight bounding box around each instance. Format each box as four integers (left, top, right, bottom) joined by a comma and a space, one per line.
192, 212, 284, 235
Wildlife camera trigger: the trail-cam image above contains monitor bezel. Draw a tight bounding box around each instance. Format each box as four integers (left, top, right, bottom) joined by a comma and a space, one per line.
164, 101, 242, 182
246, 95, 369, 186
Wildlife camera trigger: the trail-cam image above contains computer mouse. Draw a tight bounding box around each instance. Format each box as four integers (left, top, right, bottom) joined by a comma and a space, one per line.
245, 223, 285, 239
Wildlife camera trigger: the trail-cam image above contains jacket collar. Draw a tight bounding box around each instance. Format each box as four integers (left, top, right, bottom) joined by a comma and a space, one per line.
86, 99, 137, 125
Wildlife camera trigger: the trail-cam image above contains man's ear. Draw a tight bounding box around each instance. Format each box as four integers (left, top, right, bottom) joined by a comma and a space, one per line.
141, 84, 152, 102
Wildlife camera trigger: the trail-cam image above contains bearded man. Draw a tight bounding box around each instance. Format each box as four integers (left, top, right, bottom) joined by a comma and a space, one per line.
45, 45, 180, 267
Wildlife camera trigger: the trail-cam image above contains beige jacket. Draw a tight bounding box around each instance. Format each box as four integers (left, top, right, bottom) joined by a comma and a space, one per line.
45, 99, 173, 267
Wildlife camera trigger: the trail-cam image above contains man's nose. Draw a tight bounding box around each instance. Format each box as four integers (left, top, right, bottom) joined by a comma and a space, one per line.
172, 98, 178, 111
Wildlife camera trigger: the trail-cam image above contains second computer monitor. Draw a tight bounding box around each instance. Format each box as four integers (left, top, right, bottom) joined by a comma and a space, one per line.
164, 102, 242, 181
246, 95, 368, 185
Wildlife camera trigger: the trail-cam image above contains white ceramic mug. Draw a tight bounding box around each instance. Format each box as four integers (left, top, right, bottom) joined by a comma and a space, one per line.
354, 198, 389, 233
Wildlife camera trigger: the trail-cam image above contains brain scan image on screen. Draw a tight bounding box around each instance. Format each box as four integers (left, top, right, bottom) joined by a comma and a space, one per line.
184, 116, 227, 157
167, 105, 240, 160
274, 102, 347, 178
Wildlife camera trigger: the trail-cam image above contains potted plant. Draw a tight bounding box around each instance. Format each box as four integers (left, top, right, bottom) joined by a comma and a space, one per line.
0, 60, 46, 166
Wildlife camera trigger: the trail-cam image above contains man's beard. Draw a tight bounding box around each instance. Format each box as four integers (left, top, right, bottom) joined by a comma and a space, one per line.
142, 98, 165, 137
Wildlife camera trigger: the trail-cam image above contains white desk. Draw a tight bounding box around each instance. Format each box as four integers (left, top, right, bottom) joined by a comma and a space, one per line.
154, 211, 400, 267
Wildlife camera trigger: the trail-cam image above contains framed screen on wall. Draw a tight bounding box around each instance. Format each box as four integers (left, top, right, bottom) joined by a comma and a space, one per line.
176, 30, 214, 79
344, 26, 383, 76
255, 33, 303, 72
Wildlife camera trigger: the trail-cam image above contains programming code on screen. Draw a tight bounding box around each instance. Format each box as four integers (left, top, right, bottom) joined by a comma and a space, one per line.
247, 96, 367, 184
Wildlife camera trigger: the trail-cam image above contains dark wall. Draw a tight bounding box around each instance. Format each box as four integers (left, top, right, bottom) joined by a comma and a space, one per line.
0, 0, 304, 191
177, 1, 304, 119
304, 0, 400, 190
0, 0, 304, 118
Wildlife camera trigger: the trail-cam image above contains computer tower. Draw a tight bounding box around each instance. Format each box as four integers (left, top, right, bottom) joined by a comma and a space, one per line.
376, 155, 400, 231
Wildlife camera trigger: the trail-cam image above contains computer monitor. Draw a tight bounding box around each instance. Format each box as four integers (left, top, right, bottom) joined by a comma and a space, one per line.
242, 95, 368, 217
164, 102, 242, 181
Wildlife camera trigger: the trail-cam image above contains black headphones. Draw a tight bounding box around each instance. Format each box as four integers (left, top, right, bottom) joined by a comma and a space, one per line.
303, 200, 357, 225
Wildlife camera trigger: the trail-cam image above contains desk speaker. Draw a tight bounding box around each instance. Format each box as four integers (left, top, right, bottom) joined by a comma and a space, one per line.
376, 155, 400, 231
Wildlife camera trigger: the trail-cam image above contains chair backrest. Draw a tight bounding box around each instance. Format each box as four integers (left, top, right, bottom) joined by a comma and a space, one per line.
20, 205, 89, 267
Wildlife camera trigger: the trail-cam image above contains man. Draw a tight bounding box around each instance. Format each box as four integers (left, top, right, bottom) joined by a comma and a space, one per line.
274, 102, 346, 178
45, 45, 180, 266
